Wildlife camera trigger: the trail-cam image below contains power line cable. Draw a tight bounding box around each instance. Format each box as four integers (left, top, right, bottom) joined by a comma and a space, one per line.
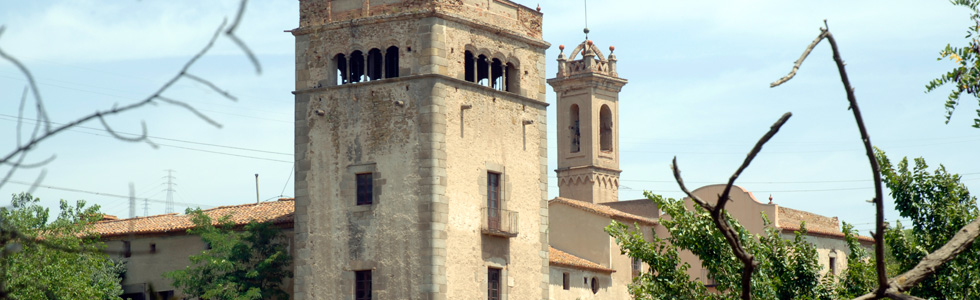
4, 179, 211, 208
0, 114, 291, 156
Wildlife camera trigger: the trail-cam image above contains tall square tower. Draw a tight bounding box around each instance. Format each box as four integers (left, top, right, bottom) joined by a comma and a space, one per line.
291, 1, 550, 299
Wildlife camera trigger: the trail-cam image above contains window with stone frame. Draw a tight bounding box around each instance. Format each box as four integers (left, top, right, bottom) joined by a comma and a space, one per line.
487, 172, 501, 231
355, 270, 372, 300
488, 267, 502, 300
356, 173, 373, 206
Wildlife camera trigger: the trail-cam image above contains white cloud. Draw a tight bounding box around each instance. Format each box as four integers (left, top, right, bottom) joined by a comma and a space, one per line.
0, 0, 296, 64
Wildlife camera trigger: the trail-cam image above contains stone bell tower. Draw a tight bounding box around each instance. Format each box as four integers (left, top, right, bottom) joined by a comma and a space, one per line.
291, 0, 550, 299
548, 40, 627, 204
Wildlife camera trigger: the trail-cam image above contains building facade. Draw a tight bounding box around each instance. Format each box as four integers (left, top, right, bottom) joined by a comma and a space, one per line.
291, 0, 550, 299
91, 1, 873, 299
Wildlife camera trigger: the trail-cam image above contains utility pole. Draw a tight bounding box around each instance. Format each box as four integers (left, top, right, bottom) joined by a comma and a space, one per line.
164, 169, 177, 214
255, 173, 260, 204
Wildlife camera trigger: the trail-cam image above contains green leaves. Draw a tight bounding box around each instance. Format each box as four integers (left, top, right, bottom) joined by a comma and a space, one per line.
0, 193, 124, 300
927, 0, 980, 128
607, 192, 862, 300
877, 150, 980, 299
165, 208, 292, 300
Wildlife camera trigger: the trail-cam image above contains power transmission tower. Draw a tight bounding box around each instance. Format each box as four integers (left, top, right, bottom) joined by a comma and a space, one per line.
164, 169, 177, 214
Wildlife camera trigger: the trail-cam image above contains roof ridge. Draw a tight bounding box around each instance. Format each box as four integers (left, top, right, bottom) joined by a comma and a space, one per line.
202, 200, 289, 212
550, 197, 658, 225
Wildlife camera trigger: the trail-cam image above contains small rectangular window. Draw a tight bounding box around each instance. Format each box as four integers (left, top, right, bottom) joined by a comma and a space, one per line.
123, 241, 131, 258
355, 270, 372, 300
488, 267, 501, 300
150, 243, 157, 254
356, 173, 373, 206
562, 272, 570, 290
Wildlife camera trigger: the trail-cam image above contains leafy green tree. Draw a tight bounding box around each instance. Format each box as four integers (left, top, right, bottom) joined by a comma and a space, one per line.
926, 0, 980, 127
607, 193, 851, 300
836, 223, 876, 298
0, 192, 124, 300
166, 208, 292, 300
877, 150, 980, 299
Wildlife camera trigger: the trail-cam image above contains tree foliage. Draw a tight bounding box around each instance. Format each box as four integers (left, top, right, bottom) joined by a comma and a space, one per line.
165, 209, 292, 300
0, 193, 124, 300
877, 150, 980, 299
606, 192, 875, 300
926, 0, 980, 128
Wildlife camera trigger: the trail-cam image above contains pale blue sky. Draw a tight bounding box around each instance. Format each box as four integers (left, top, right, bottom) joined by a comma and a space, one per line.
1, 0, 978, 234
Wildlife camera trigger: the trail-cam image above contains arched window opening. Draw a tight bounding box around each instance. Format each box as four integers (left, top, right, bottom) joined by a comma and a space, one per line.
464, 51, 475, 82
476, 54, 489, 86
491, 58, 504, 91
505, 62, 515, 92
590, 277, 599, 294
334, 54, 348, 85
385, 46, 399, 78
349, 50, 366, 83
600, 105, 613, 151
570, 104, 580, 153
366, 48, 383, 81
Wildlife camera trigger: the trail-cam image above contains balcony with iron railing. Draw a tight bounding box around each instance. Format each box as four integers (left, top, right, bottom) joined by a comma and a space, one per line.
481, 207, 519, 238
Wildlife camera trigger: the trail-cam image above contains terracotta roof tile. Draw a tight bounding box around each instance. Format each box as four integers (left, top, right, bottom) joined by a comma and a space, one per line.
550, 197, 658, 226
549, 247, 615, 273
774, 206, 873, 243
90, 199, 294, 238
777, 206, 839, 232
779, 223, 875, 244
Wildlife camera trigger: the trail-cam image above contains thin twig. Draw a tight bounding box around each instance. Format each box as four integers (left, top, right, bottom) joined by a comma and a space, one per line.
224, 0, 261, 74
0, 16, 232, 184
718, 112, 792, 211
771, 22, 944, 299
0, 27, 50, 134
183, 73, 238, 101
156, 96, 223, 128
671, 112, 791, 300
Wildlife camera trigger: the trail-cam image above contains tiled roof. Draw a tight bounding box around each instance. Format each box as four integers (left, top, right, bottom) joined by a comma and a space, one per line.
90, 199, 295, 238
777, 206, 839, 233
549, 247, 615, 273
779, 222, 875, 244
550, 197, 658, 226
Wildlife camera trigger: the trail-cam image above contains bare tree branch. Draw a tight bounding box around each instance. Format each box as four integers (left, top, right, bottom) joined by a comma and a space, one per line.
0, 27, 50, 134
183, 73, 238, 101
224, 0, 261, 75
672, 112, 791, 300
156, 96, 224, 128
769, 21, 980, 300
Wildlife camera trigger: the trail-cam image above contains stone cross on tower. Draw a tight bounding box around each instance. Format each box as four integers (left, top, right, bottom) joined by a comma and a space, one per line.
548, 40, 627, 204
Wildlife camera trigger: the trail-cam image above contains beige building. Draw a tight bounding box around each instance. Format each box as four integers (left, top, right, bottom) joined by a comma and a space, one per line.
91, 199, 295, 300
91, 1, 873, 299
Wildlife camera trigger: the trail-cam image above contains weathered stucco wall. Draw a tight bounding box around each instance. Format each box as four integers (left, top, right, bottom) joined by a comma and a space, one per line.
106, 229, 295, 299
294, 79, 427, 299
548, 266, 613, 300
548, 202, 653, 300
442, 83, 549, 299
106, 235, 204, 297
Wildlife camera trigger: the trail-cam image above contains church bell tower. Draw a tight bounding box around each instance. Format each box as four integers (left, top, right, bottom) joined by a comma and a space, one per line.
548, 40, 627, 204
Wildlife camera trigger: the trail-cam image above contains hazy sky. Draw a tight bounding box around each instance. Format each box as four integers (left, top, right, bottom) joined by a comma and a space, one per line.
1, 0, 978, 235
